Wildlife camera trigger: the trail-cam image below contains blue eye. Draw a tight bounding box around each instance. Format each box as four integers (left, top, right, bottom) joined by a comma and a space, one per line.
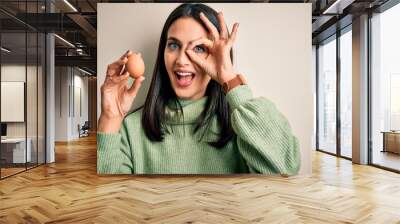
167, 42, 179, 50
194, 45, 206, 53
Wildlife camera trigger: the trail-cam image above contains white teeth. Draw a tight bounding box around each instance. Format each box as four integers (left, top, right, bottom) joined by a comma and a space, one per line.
175, 72, 193, 76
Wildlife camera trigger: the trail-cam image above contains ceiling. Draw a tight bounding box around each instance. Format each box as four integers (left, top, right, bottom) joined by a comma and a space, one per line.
0, 0, 391, 75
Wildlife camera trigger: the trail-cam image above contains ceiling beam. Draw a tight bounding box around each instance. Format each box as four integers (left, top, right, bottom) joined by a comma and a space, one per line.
67, 13, 97, 39
55, 55, 96, 72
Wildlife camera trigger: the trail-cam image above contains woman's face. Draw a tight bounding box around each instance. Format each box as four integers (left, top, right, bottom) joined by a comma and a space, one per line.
164, 17, 212, 100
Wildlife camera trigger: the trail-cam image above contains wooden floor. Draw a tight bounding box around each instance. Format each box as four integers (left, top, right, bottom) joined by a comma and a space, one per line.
0, 167, 26, 178
372, 151, 400, 171
1, 135, 400, 223
1, 163, 45, 178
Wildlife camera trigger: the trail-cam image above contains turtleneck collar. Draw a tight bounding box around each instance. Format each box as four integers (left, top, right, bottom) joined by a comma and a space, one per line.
165, 97, 208, 125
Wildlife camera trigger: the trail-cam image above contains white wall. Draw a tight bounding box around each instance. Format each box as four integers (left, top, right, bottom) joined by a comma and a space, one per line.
55, 66, 69, 141
97, 3, 313, 174
55, 67, 89, 141
1, 65, 38, 137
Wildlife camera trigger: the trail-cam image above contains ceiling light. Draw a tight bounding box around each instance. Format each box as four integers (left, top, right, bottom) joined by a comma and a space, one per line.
63, 0, 78, 12
54, 34, 75, 48
1, 47, 11, 53
77, 67, 93, 76
322, 0, 354, 15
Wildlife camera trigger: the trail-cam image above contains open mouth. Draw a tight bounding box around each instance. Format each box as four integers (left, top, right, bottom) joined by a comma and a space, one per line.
175, 71, 195, 87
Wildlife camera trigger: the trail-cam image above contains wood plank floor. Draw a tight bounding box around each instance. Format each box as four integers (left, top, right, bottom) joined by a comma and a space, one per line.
0, 135, 400, 223
1, 167, 26, 178
372, 151, 400, 171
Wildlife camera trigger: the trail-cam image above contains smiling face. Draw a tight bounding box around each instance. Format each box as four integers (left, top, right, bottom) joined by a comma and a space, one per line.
164, 17, 212, 100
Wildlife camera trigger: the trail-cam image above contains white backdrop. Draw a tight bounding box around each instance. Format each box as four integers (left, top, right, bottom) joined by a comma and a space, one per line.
97, 3, 313, 174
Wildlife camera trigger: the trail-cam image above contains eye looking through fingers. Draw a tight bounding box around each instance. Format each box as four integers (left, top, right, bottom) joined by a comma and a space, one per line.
193, 45, 208, 55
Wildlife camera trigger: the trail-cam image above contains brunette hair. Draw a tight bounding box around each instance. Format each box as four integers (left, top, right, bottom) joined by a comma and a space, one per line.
141, 3, 235, 148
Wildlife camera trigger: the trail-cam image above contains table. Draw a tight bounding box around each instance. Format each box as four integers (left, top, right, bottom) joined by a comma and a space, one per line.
381, 131, 400, 154
1, 138, 32, 163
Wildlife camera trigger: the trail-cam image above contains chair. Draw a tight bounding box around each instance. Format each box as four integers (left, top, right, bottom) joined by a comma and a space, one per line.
78, 121, 90, 138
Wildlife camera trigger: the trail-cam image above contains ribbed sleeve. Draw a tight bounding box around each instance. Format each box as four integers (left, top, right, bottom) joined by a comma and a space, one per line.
226, 85, 301, 175
97, 120, 134, 174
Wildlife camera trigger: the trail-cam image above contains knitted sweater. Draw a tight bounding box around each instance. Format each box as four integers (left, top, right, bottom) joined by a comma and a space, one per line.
97, 85, 301, 175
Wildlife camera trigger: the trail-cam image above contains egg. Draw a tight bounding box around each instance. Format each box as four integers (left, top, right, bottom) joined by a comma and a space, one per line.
126, 52, 145, 78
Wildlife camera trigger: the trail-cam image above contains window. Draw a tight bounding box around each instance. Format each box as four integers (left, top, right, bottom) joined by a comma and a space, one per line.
317, 36, 337, 154
339, 28, 352, 158
370, 2, 400, 171
0, 1, 47, 179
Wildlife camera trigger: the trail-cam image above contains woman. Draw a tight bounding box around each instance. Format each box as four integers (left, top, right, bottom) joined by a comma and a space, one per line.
97, 3, 301, 174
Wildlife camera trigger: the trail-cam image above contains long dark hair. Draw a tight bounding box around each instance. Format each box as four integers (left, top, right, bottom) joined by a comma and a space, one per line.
141, 3, 235, 149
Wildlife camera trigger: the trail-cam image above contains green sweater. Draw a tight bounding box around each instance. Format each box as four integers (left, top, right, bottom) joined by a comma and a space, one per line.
97, 85, 301, 175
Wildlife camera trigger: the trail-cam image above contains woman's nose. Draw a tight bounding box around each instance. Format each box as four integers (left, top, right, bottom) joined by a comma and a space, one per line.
176, 49, 190, 66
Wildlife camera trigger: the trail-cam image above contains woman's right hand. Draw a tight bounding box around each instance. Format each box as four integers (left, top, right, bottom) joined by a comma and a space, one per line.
98, 50, 145, 133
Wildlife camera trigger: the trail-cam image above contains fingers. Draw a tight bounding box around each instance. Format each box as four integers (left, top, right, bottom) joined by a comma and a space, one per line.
120, 50, 132, 60
127, 76, 145, 97
199, 12, 219, 41
187, 37, 213, 51
106, 50, 132, 77
217, 12, 228, 39
186, 48, 207, 70
228, 23, 239, 47
200, 11, 239, 49
106, 71, 130, 84
107, 58, 126, 75
107, 57, 128, 77
118, 51, 132, 75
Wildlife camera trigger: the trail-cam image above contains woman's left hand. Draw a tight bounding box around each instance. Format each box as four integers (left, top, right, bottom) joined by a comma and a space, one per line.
186, 11, 239, 86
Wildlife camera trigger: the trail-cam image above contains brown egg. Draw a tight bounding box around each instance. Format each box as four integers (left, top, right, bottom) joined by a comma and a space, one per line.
126, 52, 145, 78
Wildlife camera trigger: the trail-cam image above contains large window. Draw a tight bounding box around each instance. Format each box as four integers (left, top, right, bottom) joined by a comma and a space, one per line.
371, 3, 400, 171
317, 36, 337, 154
340, 28, 352, 158
317, 25, 353, 159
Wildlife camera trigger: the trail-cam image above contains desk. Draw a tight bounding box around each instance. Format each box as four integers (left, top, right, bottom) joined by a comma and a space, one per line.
381, 131, 400, 154
1, 138, 31, 163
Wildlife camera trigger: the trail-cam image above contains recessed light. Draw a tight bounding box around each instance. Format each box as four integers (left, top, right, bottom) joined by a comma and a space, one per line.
1, 47, 11, 53
54, 34, 75, 48
63, 0, 78, 12
77, 67, 93, 76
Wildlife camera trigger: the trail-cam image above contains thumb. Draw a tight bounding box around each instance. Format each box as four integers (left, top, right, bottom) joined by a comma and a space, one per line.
127, 76, 145, 97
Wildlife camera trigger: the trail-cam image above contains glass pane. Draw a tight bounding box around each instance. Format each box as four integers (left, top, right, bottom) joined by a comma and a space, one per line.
1, 30, 27, 177
0, 1, 46, 179
27, 0, 38, 169
318, 37, 337, 154
27, 31, 38, 169
38, 32, 45, 165
340, 29, 352, 158
371, 3, 400, 171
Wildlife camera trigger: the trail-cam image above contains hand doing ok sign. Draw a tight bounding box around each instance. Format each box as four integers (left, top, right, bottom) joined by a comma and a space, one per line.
186, 12, 239, 86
